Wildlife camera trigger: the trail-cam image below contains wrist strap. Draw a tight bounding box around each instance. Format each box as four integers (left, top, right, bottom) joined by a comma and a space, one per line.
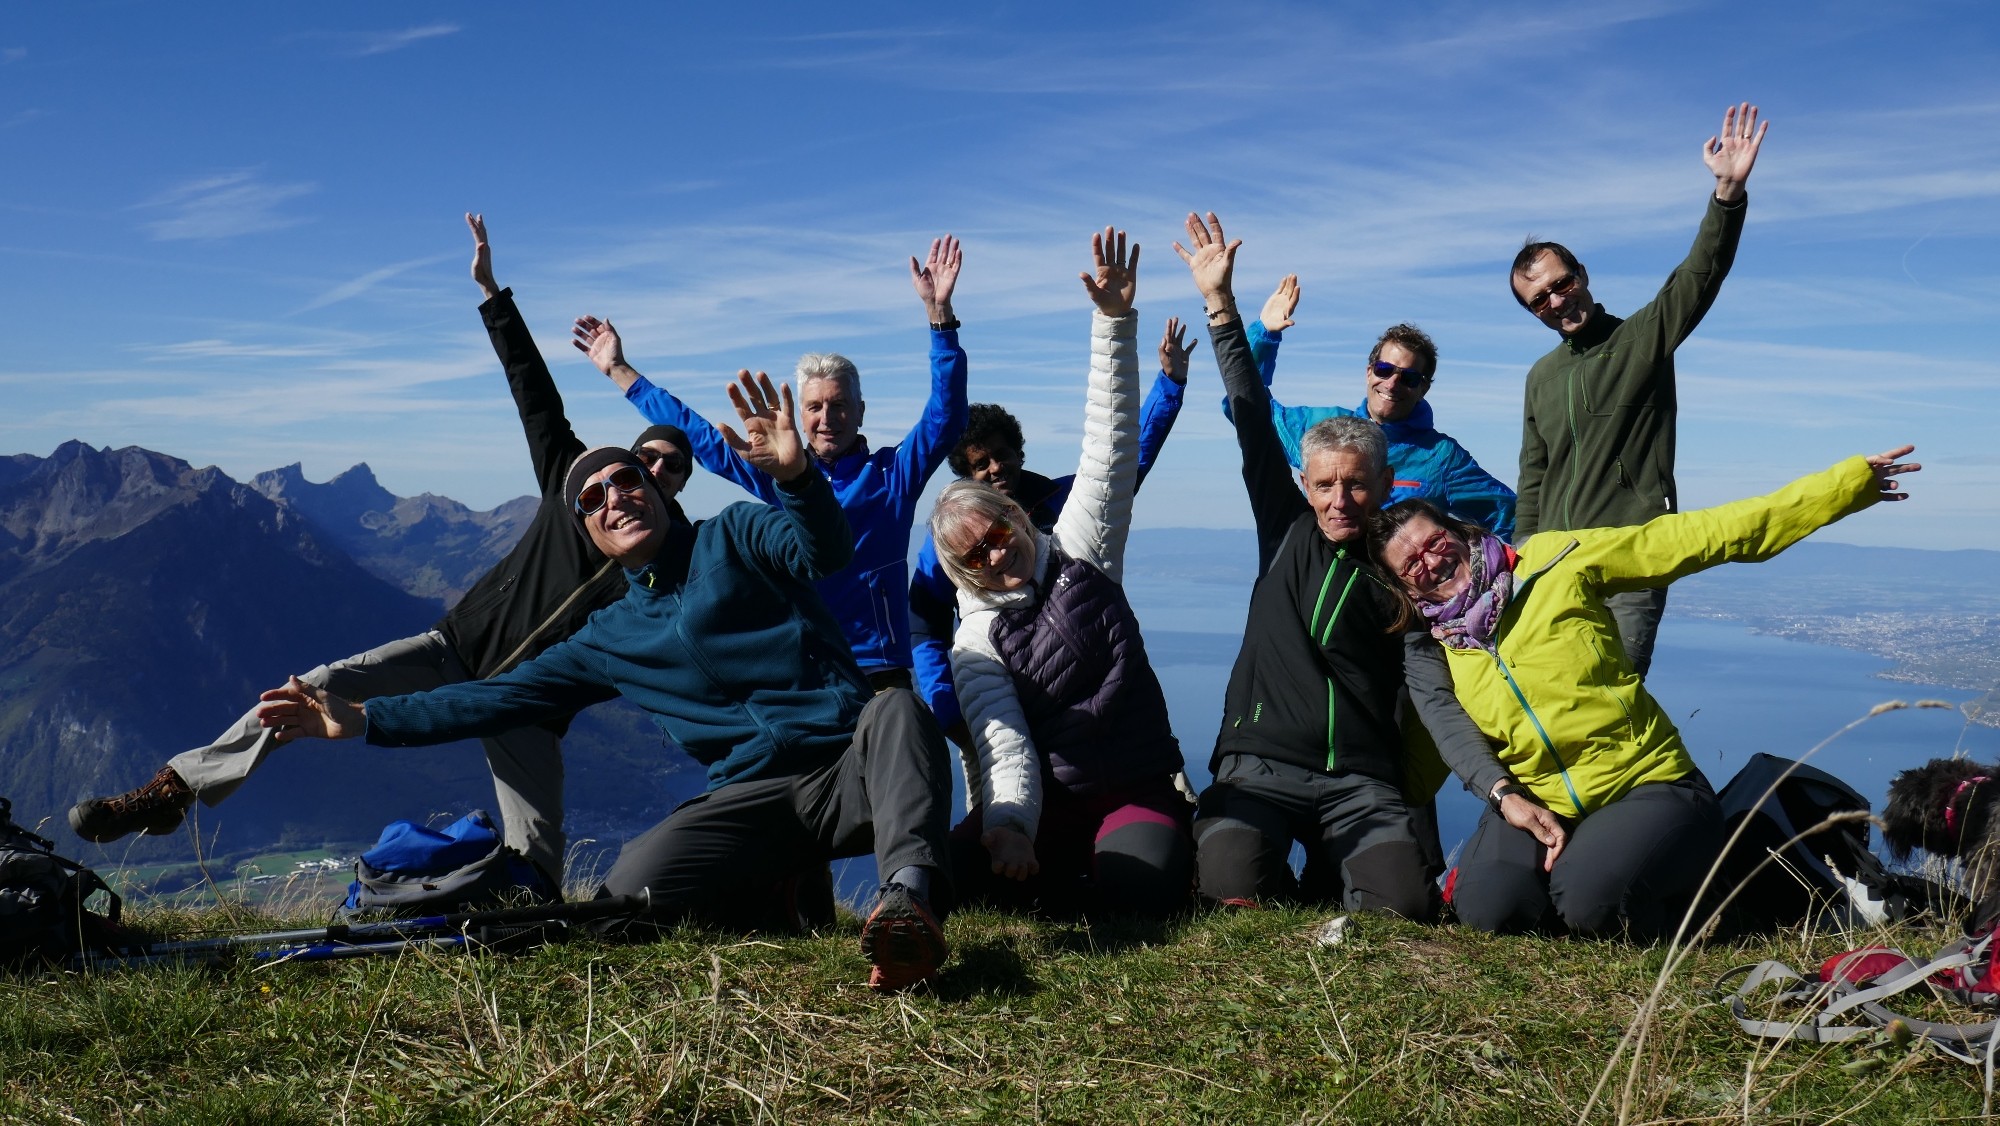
931, 316, 962, 332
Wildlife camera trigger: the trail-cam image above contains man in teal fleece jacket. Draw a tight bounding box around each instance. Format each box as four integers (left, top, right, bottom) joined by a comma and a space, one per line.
256, 373, 954, 993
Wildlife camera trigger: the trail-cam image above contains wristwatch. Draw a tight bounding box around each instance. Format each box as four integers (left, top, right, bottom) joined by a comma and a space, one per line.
1489, 781, 1530, 814
931, 316, 962, 332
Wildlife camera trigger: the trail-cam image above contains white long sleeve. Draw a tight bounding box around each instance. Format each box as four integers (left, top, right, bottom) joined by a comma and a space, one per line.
948, 606, 1043, 838
1053, 310, 1142, 578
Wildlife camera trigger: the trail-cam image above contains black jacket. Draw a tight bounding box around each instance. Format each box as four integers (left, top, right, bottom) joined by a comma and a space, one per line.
436, 290, 629, 704
1209, 316, 1408, 783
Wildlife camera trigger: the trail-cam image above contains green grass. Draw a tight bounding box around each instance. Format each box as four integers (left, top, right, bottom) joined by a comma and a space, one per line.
3, 905, 1994, 1124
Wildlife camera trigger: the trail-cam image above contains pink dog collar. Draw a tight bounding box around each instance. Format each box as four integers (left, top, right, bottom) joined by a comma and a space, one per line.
1946, 776, 1992, 844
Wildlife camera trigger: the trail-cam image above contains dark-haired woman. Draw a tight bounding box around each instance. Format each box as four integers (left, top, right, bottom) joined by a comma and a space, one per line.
1375, 447, 1920, 939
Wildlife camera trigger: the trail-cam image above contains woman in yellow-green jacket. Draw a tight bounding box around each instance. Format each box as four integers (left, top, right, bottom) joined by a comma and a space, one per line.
1370, 446, 1920, 940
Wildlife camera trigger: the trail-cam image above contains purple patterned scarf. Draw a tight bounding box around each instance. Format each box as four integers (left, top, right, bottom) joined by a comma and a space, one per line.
1418, 532, 1518, 651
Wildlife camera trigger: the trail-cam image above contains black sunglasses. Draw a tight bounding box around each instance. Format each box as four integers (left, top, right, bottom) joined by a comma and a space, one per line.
636, 446, 690, 475
574, 464, 648, 516
1368, 361, 1431, 384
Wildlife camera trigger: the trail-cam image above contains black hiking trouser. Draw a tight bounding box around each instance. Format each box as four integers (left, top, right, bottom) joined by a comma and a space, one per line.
596, 689, 953, 927
1193, 754, 1437, 921
1452, 771, 1720, 942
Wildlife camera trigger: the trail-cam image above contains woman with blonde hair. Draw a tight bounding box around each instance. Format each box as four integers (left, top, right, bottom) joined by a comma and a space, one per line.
928, 227, 1190, 917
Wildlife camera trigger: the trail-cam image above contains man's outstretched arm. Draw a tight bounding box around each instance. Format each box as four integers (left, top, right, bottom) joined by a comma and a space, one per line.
468, 214, 588, 496
572, 315, 781, 504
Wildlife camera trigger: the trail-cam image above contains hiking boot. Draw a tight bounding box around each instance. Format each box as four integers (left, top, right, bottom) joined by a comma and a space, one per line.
68, 766, 194, 843
860, 881, 948, 993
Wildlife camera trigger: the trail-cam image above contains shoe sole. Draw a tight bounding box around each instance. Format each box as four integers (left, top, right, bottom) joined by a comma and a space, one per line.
67, 800, 187, 843
861, 895, 948, 992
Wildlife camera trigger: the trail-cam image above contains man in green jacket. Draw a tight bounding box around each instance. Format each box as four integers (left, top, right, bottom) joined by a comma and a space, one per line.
1510, 102, 1769, 677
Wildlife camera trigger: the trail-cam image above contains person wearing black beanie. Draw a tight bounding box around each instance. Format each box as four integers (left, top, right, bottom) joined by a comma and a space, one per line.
260, 371, 957, 993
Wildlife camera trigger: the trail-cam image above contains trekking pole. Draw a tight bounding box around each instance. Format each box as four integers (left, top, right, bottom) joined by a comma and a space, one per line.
73, 892, 650, 970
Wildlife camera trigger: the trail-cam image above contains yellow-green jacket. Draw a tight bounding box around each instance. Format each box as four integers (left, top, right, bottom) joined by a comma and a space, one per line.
1437, 457, 1880, 817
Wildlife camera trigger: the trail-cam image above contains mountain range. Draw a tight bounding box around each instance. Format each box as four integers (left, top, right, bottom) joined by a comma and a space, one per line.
0, 442, 700, 872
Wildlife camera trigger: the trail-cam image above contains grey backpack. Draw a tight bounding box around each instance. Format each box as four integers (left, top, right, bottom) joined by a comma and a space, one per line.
0, 796, 129, 966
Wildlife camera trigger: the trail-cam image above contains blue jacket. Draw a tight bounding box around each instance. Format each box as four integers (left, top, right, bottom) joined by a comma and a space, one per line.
625, 328, 968, 672
365, 472, 873, 792
1227, 321, 1516, 539
909, 372, 1185, 730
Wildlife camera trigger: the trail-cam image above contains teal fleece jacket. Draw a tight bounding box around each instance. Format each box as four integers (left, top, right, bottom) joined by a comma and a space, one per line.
365, 470, 873, 791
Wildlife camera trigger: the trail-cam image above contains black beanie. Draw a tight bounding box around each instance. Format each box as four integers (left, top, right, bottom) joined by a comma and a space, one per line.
563, 446, 651, 539
633, 424, 694, 474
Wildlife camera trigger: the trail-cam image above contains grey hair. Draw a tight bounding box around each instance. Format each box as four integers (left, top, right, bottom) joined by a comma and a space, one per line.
1299, 415, 1388, 477
928, 479, 1030, 593
795, 352, 862, 399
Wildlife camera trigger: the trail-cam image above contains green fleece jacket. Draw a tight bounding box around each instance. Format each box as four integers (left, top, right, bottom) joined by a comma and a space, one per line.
1515, 193, 1747, 539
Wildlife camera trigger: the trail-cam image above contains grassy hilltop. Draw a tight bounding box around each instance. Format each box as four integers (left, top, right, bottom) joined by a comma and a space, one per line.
3, 905, 1993, 1124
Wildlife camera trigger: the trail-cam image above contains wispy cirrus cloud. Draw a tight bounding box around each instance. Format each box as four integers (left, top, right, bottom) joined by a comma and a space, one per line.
1, 47, 24, 65
136, 171, 315, 241
350, 23, 461, 57
296, 252, 457, 313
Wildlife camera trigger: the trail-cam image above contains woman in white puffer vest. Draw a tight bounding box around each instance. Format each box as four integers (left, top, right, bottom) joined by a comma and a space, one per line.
927, 228, 1192, 918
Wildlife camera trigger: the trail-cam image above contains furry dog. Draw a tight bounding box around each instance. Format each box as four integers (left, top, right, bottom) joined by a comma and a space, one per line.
1884, 758, 2000, 915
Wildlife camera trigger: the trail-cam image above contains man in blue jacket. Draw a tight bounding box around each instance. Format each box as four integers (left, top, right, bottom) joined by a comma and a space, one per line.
1226, 275, 1516, 540
574, 236, 969, 693
256, 373, 955, 992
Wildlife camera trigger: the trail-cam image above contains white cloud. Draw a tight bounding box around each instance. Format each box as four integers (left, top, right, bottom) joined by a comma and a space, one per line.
137, 171, 315, 241
351, 23, 461, 57
296, 252, 456, 313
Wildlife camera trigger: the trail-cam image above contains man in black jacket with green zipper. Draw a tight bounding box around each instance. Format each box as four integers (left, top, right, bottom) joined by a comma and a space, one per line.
1511, 102, 1769, 677
1174, 213, 1511, 918
67, 216, 691, 888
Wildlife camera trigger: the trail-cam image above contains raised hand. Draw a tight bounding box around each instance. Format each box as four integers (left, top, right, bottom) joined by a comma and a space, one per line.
1172, 211, 1242, 308
467, 212, 499, 300
1159, 316, 1196, 384
1260, 273, 1300, 332
571, 315, 628, 377
1078, 225, 1139, 317
909, 234, 963, 323
254, 676, 365, 743
981, 825, 1040, 881
1703, 102, 1769, 201
1863, 444, 1920, 502
719, 370, 808, 482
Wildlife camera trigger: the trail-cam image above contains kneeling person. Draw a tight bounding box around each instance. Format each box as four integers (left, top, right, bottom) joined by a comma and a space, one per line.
930, 228, 1193, 918
258, 373, 955, 991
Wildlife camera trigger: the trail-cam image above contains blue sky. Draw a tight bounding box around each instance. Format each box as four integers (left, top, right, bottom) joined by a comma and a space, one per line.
3, 2, 1996, 548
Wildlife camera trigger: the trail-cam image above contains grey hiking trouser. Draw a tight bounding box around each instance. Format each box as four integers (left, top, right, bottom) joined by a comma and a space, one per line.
1452, 771, 1721, 942
168, 629, 565, 881
1193, 754, 1437, 921
596, 689, 953, 926
1603, 587, 1669, 679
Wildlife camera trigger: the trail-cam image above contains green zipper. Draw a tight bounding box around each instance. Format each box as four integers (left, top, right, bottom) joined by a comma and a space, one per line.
1490, 649, 1585, 818
1308, 548, 1361, 771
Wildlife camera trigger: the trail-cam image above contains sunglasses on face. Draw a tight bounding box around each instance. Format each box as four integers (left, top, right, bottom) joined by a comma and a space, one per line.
574, 464, 648, 516
959, 521, 1014, 572
1368, 361, 1431, 385
1525, 272, 1580, 315
636, 447, 689, 476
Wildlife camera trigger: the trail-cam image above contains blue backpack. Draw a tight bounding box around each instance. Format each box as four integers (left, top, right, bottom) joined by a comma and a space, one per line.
341, 810, 556, 918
